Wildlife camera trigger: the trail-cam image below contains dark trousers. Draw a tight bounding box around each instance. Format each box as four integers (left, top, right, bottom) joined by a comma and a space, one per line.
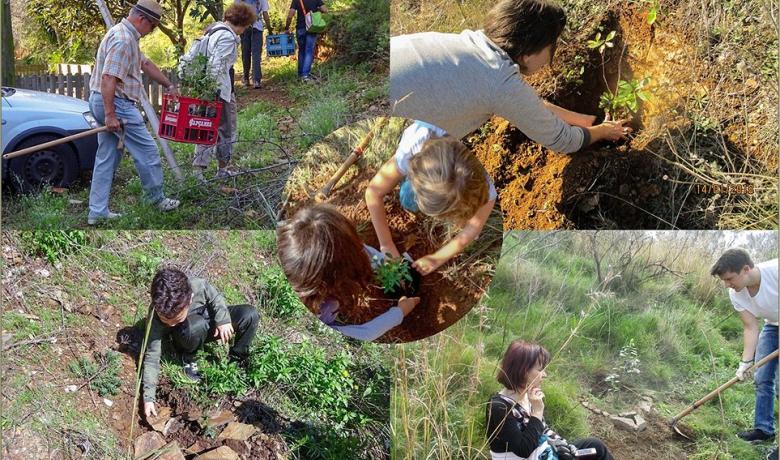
171, 304, 259, 361
241, 28, 263, 85
573, 438, 613, 460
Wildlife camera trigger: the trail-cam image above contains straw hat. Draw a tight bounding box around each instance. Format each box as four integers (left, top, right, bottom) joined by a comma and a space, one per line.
133, 0, 163, 22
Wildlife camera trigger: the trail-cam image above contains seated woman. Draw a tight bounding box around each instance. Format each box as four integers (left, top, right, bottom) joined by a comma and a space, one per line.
486, 340, 614, 460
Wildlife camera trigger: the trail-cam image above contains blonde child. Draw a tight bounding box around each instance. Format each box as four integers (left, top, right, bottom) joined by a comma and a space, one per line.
365, 120, 497, 276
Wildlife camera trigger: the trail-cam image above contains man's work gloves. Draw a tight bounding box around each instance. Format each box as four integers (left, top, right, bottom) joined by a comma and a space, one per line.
736, 360, 754, 381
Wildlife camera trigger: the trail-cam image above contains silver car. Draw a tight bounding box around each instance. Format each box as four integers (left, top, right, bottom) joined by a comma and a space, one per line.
2, 87, 100, 192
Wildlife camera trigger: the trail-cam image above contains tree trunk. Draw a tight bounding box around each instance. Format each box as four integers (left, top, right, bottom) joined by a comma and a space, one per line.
1, 0, 15, 86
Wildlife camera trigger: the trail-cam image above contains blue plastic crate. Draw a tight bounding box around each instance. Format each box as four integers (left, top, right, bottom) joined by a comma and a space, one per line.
266, 33, 296, 57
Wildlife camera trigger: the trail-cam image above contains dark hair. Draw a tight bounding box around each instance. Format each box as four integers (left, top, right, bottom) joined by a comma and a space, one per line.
710, 248, 754, 276
497, 340, 551, 391
277, 204, 374, 313
224, 3, 256, 28
483, 0, 567, 67
150, 268, 192, 319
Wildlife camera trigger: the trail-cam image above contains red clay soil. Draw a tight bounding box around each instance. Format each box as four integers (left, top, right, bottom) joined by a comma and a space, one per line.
587, 412, 695, 460
469, 6, 754, 229
285, 167, 501, 343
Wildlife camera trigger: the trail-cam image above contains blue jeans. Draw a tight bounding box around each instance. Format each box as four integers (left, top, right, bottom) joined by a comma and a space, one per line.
241, 27, 263, 85
755, 324, 779, 435
88, 92, 164, 219
399, 178, 419, 212
296, 28, 318, 77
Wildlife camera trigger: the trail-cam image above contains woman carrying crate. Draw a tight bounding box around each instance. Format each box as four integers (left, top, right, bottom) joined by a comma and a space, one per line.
192, 3, 256, 180
284, 0, 328, 81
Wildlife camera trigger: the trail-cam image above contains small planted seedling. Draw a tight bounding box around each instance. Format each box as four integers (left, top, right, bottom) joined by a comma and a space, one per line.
599, 77, 652, 119
587, 30, 616, 54
373, 254, 420, 299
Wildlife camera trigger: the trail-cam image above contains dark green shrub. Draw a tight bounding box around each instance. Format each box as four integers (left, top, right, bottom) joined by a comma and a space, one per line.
21, 230, 87, 263
68, 350, 122, 397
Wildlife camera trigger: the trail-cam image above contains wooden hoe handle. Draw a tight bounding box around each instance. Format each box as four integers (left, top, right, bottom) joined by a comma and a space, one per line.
670, 349, 779, 425
316, 117, 389, 201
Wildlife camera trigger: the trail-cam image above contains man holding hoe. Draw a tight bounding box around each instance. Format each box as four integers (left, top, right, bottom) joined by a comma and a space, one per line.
711, 249, 778, 460
88, 0, 180, 225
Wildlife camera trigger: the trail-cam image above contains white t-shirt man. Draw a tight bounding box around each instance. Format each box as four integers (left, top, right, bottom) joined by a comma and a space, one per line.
239, 0, 270, 31
729, 259, 779, 325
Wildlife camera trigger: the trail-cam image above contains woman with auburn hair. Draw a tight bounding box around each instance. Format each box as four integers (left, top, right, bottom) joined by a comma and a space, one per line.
486, 340, 614, 460
192, 3, 256, 181
277, 204, 420, 341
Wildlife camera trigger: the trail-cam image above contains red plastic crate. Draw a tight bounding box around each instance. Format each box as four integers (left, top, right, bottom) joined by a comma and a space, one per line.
158, 94, 223, 145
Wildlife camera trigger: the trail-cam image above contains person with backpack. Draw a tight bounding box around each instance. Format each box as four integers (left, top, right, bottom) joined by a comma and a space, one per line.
284, 0, 328, 81
189, 3, 256, 180
238, 0, 272, 90
87, 0, 181, 225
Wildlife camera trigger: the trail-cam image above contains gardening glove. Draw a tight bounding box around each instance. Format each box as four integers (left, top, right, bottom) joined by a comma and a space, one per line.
736, 360, 754, 381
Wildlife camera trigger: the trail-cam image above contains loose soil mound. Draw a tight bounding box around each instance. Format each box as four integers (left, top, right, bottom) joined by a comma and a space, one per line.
588, 412, 695, 459
469, 5, 773, 229
284, 119, 502, 342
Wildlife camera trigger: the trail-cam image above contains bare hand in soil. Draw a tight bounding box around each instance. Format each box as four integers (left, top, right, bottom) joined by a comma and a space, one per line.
214, 323, 234, 344
398, 296, 421, 316
412, 254, 444, 276
528, 387, 545, 419
144, 401, 157, 418
380, 244, 401, 259
597, 114, 633, 141
105, 113, 121, 132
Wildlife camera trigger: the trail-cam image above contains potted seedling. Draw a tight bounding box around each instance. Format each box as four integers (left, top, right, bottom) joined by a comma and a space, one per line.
373, 254, 421, 299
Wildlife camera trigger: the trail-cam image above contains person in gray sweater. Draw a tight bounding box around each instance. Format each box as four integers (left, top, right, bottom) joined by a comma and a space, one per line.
390, 0, 631, 154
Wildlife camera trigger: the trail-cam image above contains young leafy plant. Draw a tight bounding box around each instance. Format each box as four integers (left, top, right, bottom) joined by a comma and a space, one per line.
373, 255, 414, 295
178, 54, 220, 101
599, 77, 652, 118
68, 350, 122, 397
586, 30, 616, 54
20, 230, 87, 263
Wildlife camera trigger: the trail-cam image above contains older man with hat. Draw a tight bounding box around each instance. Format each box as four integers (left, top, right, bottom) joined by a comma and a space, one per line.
87, 0, 180, 225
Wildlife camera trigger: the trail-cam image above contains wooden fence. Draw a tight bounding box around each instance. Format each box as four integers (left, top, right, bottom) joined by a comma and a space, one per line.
14, 70, 178, 111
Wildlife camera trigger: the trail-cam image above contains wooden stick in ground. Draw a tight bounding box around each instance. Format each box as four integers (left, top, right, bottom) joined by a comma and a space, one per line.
2, 126, 108, 160
128, 305, 155, 455
315, 116, 389, 202
670, 349, 779, 425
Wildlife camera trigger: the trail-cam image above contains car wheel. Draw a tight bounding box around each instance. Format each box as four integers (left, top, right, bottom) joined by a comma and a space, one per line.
7, 134, 79, 193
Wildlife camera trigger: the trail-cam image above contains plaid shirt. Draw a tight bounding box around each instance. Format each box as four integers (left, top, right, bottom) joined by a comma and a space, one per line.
89, 19, 149, 102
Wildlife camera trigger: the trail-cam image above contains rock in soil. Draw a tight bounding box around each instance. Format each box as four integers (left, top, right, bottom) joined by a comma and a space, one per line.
194, 445, 240, 460
202, 409, 234, 430
611, 415, 639, 431
157, 441, 186, 460
217, 422, 256, 441
134, 431, 166, 458
148, 407, 172, 432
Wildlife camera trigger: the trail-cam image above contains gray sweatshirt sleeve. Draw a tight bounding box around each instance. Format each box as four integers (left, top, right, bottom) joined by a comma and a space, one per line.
331, 306, 404, 341
493, 78, 587, 154
141, 315, 165, 403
